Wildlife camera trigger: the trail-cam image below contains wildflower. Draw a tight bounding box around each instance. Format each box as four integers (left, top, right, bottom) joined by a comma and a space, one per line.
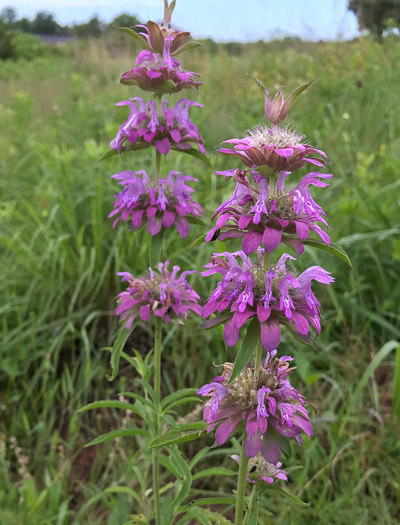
111, 97, 204, 156
109, 169, 202, 238
201, 250, 334, 351
116, 261, 201, 329
120, 45, 202, 95
197, 353, 312, 463
218, 81, 325, 173
231, 454, 288, 484
206, 169, 331, 255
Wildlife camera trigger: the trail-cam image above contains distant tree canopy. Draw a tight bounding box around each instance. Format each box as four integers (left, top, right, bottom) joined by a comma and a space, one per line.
0, 7, 142, 38
348, 0, 400, 38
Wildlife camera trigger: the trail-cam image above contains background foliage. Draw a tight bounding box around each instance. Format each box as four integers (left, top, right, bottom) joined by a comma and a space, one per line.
0, 32, 400, 524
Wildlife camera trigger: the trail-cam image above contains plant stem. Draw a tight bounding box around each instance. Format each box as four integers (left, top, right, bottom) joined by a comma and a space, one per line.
255, 337, 263, 376
155, 150, 161, 180
234, 437, 249, 525
243, 485, 257, 525
263, 250, 270, 270
152, 317, 163, 525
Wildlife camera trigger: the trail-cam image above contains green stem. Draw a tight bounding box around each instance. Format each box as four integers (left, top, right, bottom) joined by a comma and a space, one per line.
152, 317, 163, 525
255, 337, 263, 376
263, 250, 270, 270
234, 437, 249, 525
243, 485, 257, 525
155, 149, 161, 180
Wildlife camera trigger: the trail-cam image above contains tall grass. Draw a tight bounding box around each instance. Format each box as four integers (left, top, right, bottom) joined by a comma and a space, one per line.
0, 36, 399, 524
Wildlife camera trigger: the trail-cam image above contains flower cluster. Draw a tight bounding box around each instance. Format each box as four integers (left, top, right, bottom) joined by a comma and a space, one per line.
116, 261, 201, 329
109, 169, 202, 238
206, 169, 331, 255
197, 352, 312, 463
201, 250, 333, 351
111, 97, 204, 156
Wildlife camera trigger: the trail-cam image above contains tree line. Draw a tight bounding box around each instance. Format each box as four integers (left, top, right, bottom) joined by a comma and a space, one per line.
0, 7, 141, 38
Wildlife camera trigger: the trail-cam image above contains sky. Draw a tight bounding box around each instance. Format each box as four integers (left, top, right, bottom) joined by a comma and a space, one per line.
0, 0, 360, 42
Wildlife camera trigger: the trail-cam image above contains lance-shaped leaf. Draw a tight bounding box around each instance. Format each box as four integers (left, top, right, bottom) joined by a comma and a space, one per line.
228, 317, 260, 384
121, 27, 151, 50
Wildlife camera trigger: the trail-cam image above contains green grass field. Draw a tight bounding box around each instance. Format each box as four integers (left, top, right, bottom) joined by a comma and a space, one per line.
1, 35, 400, 524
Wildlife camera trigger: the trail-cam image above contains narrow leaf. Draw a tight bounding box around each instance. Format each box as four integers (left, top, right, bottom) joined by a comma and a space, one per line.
121, 27, 151, 50
229, 317, 260, 384
174, 41, 202, 55
171, 146, 212, 167
161, 388, 198, 409
248, 490, 260, 525
192, 467, 236, 481
196, 313, 232, 331
189, 497, 236, 507
303, 238, 353, 267
149, 231, 164, 268
270, 487, 310, 506
106, 321, 138, 381
150, 427, 205, 448
393, 346, 400, 417
77, 400, 142, 415
85, 428, 148, 447
282, 80, 314, 115
192, 234, 207, 247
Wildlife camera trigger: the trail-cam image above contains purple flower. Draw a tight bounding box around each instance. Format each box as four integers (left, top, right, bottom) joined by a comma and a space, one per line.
201, 250, 334, 351
206, 169, 331, 255
197, 355, 312, 463
111, 97, 204, 156
109, 170, 202, 238
231, 455, 288, 485
120, 43, 202, 95
116, 261, 201, 329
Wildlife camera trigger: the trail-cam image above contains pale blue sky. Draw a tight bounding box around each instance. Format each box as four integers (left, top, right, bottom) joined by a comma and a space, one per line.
0, 0, 360, 41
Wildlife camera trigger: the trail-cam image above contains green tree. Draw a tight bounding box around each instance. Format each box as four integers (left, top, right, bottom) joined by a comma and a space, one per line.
0, 6, 17, 25
348, 0, 400, 38
0, 19, 15, 59
73, 16, 105, 38
31, 11, 63, 35
109, 13, 141, 30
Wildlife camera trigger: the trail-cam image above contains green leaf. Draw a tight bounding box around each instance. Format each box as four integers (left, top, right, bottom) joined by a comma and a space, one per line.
248, 490, 260, 525
186, 215, 207, 226
120, 27, 151, 50
393, 346, 400, 417
171, 146, 212, 167
156, 79, 176, 94
196, 313, 232, 331
282, 80, 314, 115
174, 41, 202, 55
165, 397, 201, 411
149, 231, 164, 267
169, 445, 192, 480
85, 428, 148, 447
106, 321, 138, 381
192, 467, 236, 481
161, 388, 198, 409
192, 233, 207, 247
270, 487, 310, 507
188, 497, 236, 507
105, 486, 141, 503
150, 427, 206, 448
229, 317, 260, 384
77, 400, 144, 418
302, 238, 353, 268
100, 149, 118, 161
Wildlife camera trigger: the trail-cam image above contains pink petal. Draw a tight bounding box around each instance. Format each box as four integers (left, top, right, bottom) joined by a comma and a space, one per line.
257, 305, 271, 323
295, 221, 309, 241
223, 319, 239, 347
260, 432, 281, 463
139, 304, 150, 322
155, 138, 171, 155
175, 217, 190, 239
245, 430, 263, 458
232, 308, 255, 329
242, 229, 263, 254
260, 318, 281, 352
215, 414, 242, 444
163, 210, 175, 228
262, 224, 282, 252
146, 216, 162, 235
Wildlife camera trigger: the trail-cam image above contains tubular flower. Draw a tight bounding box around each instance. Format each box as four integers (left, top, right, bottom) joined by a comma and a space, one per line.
120, 45, 202, 95
231, 455, 288, 485
116, 261, 201, 329
201, 250, 334, 351
109, 169, 202, 238
111, 97, 204, 156
197, 354, 313, 463
219, 127, 326, 173
206, 169, 331, 255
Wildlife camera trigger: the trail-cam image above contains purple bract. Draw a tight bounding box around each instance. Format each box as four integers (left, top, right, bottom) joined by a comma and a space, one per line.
120, 45, 202, 95
109, 169, 202, 238
201, 250, 334, 351
111, 97, 204, 156
197, 353, 312, 463
116, 261, 201, 329
206, 169, 331, 255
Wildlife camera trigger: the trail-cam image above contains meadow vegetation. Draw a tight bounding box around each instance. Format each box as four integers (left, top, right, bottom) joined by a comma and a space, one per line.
0, 35, 400, 524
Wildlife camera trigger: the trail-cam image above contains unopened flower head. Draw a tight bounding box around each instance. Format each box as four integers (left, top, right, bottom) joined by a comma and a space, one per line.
109, 169, 202, 238
231, 454, 288, 485
111, 97, 204, 156
197, 352, 312, 463
120, 45, 202, 95
206, 169, 331, 255
116, 261, 201, 329
201, 250, 334, 351
218, 80, 325, 173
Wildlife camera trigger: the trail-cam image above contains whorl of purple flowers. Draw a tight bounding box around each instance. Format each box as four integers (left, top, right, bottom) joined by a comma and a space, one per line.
109, 169, 202, 238
111, 97, 204, 156
201, 250, 334, 351
120, 45, 202, 95
206, 168, 331, 256
197, 352, 312, 463
116, 261, 201, 329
